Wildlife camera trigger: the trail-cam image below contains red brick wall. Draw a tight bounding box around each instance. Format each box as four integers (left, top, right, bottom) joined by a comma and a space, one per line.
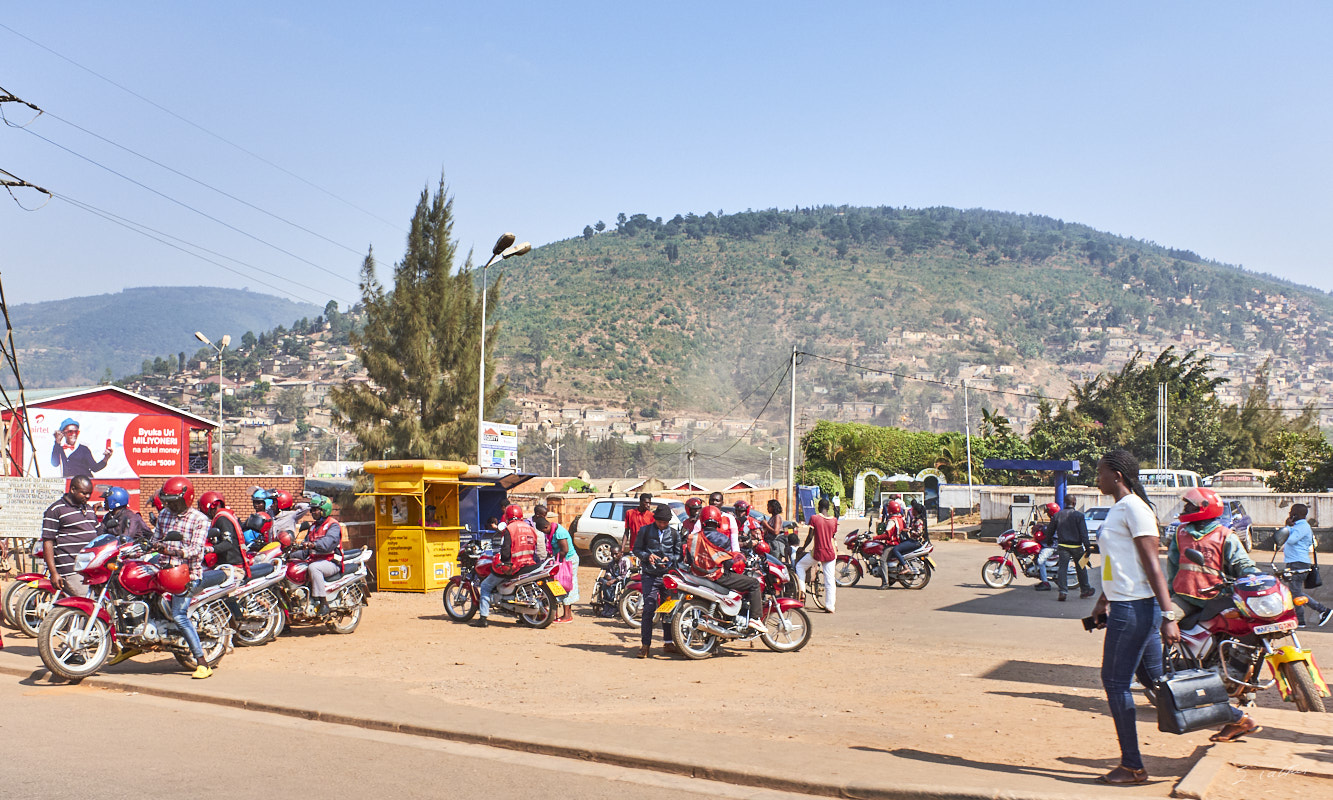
138, 475, 306, 519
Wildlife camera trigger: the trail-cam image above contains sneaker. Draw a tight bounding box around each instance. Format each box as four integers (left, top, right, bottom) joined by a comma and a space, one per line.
1058, 593, 1067, 602
1319, 608, 1333, 627
748, 618, 766, 632
1080, 588, 1097, 599
469, 617, 489, 628
1035, 582, 1052, 592
191, 665, 213, 680
315, 598, 330, 616
1298, 623, 1308, 629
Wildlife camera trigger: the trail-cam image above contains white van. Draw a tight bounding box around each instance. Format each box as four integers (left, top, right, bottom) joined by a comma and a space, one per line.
1138, 469, 1203, 489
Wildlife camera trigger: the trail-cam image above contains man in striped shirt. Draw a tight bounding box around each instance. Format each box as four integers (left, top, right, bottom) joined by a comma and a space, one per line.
41, 475, 98, 598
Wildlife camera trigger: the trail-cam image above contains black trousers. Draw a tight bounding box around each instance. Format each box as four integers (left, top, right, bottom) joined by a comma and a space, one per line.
710, 571, 763, 620
1054, 545, 1090, 593
641, 573, 673, 647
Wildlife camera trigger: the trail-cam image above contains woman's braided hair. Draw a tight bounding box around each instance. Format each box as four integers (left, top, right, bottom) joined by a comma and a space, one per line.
1098, 449, 1154, 509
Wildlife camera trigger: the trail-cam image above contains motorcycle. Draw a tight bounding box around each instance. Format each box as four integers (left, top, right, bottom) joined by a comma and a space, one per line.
980, 527, 1064, 588
663, 546, 812, 660
833, 529, 936, 589
1152, 548, 1330, 712
37, 534, 238, 681
6, 571, 63, 638
277, 545, 372, 634
442, 538, 564, 628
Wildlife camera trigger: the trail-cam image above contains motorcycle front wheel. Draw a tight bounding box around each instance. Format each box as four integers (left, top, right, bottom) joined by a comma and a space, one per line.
234, 589, 282, 646
443, 581, 478, 621
618, 588, 642, 627
670, 600, 720, 660
981, 561, 1015, 588
38, 606, 112, 681
833, 557, 861, 588
2, 579, 29, 629
517, 584, 558, 629
15, 586, 52, 638
1281, 661, 1327, 713
761, 606, 812, 653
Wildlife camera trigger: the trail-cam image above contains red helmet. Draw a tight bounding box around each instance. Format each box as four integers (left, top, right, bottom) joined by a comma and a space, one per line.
159, 477, 194, 509
684, 497, 703, 515
1044, 502, 1061, 518
700, 506, 723, 527
198, 491, 225, 515
157, 563, 191, 595
503, 504, 525, 523
1180, 487, 1224, 524
278, 531, 295, 549
733, 500, 750, 515
755, 540, 771, 555
271, 490, 295, 511
886, 500, 904, 516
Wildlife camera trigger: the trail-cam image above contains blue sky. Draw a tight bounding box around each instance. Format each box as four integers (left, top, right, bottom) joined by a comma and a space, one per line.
3, 3, 1331, 307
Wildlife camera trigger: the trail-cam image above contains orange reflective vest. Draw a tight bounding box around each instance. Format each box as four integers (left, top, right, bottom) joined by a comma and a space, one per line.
494, 522, 537, 576
1173, 525, 1227, 600
686, 528, 732, 580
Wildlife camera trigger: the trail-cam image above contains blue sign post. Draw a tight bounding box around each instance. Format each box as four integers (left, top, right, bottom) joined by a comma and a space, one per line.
981, 459, 1081, 506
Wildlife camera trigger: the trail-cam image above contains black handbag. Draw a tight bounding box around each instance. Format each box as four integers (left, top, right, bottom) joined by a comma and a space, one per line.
1306, 546, 1322, 590
1156, 652, 1235, 735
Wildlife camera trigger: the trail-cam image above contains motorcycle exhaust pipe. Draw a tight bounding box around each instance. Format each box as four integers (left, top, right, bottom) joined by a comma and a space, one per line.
698, 619, 743, 639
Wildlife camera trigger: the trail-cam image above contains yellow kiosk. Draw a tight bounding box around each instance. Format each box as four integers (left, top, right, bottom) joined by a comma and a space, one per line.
361, 460, 475, 592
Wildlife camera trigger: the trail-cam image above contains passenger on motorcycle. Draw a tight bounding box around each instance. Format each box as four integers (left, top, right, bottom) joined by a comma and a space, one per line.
98, 485, 152, 543
290, 494, 343, 617
874, 500, 913, 590
731, 500, 762, 553
153, 477, 213, 679
1165, 487, 1258, 624
270, 490, 312, 538
1034, 502, 1061, 592
632, 504, 683, 657
240, 511, 275, 549
685, 506, 764, 632
198, 491, 245, 570
251, 488, 274, 514
760, 499, 786, 558
707, 492, 738, 550
473, 505, 539, 628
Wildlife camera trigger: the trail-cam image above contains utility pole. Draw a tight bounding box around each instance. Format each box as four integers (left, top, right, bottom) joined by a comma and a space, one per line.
963, 379, 974, 510
1157, 382, 1169, 469
787, 344, 797, 521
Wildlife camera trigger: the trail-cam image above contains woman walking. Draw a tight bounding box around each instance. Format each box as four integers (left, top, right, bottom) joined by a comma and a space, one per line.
1281, 504, 1332, 628
1090, 450, 1176, 785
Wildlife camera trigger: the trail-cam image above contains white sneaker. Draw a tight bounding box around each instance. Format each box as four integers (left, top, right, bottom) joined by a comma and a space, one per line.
747, 618, 766, 632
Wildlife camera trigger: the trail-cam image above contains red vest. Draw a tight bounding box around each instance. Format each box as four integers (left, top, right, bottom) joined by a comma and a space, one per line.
1173, 525, 1228, 600
212, 508, 248, 577
686, 528, 732, 580
494, 522, 537, 576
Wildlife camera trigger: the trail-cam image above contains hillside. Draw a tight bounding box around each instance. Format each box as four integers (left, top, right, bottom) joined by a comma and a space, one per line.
7, 287, 323, 388
489, 206, 1333, 431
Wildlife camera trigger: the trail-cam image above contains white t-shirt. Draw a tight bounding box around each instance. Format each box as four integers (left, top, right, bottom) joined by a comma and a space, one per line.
1098, 493, 1159, 601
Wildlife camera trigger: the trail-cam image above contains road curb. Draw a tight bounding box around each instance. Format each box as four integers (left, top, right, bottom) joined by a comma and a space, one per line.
0, 662, 1083, 800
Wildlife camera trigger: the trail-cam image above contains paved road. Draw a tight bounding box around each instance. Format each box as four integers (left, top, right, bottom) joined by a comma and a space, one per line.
0, 683, 818, 800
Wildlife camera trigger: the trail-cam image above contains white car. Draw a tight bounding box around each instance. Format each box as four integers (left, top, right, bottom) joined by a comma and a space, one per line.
1084, 506, 1110, 551
570, 499, 686, 568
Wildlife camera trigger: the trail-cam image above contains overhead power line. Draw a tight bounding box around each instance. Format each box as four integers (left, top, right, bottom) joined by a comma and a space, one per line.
0, 21, 405, 233
0, 167, 52, 209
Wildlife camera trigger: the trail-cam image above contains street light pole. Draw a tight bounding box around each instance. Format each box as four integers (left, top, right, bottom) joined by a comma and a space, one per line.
195, 331, 230, 475
477, 233, 531, 471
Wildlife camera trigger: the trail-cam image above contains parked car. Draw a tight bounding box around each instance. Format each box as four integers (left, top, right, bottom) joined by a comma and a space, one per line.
1160, 499, 1253, 552
570, 499, 686, 567
1083, 506, 1110, 551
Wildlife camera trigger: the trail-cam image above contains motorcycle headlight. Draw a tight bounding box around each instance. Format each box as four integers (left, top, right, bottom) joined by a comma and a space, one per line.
1245, 594, 1286, 619
74, 551, 95, 572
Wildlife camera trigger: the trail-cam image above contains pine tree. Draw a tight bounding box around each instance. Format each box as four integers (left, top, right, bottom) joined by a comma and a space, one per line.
331, 178, 504, 460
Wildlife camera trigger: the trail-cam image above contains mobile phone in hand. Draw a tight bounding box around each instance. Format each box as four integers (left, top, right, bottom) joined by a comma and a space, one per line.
1081, 613, 1108, 632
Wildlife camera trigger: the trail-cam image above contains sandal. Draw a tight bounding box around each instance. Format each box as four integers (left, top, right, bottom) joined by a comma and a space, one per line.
1097, 766, 1149, 785
1210, 716, 1261, 742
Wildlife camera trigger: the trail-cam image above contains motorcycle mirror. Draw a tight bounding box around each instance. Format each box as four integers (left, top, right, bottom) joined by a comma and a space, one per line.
1184, 547, 1206, 566
492, 232, 516, 256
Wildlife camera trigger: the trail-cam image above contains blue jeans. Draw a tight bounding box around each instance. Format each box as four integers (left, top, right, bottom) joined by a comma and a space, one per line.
1102, 597, 1161, 771
640, 573, 673, 647
170, 585, 205, 661
478, 573, 505, 618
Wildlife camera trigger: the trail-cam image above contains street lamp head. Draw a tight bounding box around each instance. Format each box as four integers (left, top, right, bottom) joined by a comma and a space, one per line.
220, 334, 231, 349
492, 232, 516, 256
194, 331, 211, 346
500, 241, 532, 259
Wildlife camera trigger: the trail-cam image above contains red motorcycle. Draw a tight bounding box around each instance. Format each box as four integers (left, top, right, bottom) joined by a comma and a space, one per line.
981, 526, 1061, 588
37, 534, 239, 680
275, 544, 371, 634
833, 529, 935, 589
442, 538, 564, 628
1160, 548, 1331, 712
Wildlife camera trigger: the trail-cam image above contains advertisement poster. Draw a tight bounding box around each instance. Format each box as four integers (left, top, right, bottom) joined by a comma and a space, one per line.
24, 409, 187, 480
479, 421, 518, 473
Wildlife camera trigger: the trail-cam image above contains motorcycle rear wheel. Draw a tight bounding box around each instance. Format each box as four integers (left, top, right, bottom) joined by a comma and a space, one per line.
327, 584, 365, 634
1281, 661, 1327, 713
443, 581, 478, 621
981, 561, 1015, 589
38, 606, 111, 681
618, 588, 642, 627
897, 563, 932, 590
174, 601, 232, 668
517, 584, 558, 629
833, 557, 861, 588
670, 600, 719, 660
761, 606, 812, 652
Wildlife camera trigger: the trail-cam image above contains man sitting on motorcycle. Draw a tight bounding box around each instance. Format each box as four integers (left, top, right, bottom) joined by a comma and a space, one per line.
150, 477, 214, 679
685, 506, 764, 633
874, 500, 913, 589
731, 500, 762, 553
289, 495, 343, 617
98, 486, 152, 543
198, 491, 245, 571
472, 505, 539, 628
1166, 487, 1259, 625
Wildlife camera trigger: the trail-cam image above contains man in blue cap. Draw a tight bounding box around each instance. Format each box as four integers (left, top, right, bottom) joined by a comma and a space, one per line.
50, 417, 112, 478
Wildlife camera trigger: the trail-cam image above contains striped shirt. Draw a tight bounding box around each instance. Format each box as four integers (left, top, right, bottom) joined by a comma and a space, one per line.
157, 507, 211, 581
42, 494, 100, 576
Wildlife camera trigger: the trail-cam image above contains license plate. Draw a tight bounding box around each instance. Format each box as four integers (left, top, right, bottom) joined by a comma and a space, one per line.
1254, 619, 1297, 635
655, 598, 678, 615
545, 580, 567, 597
926, 557, 937, 568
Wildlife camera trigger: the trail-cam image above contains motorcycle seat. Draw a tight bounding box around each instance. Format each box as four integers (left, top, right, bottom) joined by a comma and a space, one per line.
247, 561, 275, 579
197, 569, 227, 590
337, 562, 361, 578
678, 573, 732, 596
342, 547, 365, 561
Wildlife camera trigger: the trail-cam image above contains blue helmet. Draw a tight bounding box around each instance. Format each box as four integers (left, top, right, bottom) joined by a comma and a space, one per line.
102, 486, 130, 511
252, 488, 274, 511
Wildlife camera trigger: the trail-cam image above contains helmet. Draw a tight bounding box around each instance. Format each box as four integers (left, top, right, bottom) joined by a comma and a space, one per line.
198, 491, 225, 515
278, 531, 295, 550
1044, 502, 1061, 518
101, 486, 130, 511
1180, 487, 1224, 523
733, 500, 750, 515
251, 489, 273, 511
684, 498, 703, 516
271, 490, 294, 511
503, 504, 525, 523
309, 494, 333, 518
755, 540, 771, 555
156, 563, 191, 595
242, 512, 274, 534
700, 506, 723, 528
886, 500, 904, 516
159, 477, 194, 509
